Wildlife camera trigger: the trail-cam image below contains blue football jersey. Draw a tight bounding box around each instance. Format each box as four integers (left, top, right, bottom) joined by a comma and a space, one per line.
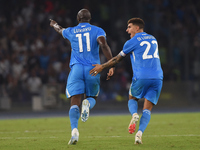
120, 32, 163, 80
62, 23, 106, 68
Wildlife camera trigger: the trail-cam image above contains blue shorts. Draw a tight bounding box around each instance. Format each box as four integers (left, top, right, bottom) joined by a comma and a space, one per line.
129, 79, 163, 105
66, 64, 100, 98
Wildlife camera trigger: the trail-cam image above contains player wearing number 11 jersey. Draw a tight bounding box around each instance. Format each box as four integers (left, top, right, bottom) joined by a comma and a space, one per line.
50, 9, 114, 145
90, 18, 163, 144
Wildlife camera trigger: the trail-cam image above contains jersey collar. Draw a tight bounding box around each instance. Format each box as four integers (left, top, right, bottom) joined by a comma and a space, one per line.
135, 32, 146, 36
78, 22, 90, 26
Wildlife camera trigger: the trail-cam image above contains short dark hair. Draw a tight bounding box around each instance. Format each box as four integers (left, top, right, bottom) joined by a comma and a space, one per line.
77, 9, 91, 23
127, 18, 145, 29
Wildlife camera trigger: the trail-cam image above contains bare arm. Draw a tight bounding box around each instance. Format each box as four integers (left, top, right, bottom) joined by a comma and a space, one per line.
49, 19, 64, 35
90, 53, 124, 76
102, 53, 123, 69
97, 36, 113, 60
97, 36, 115, 79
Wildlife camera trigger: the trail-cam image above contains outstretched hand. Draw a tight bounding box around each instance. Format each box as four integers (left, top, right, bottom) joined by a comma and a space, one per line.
90, 64, 103, 76
49, 19, 57, 27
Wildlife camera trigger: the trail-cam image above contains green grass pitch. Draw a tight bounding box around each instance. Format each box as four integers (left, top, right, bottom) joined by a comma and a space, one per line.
0, 112, 200, 150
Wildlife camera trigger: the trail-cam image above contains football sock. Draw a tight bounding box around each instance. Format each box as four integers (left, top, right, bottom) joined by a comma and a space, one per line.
128, 99, 138, 116
69, 105, 80, 130
137, 130, 143, 136
87, 97, 96, 110
138, 109, 151, 133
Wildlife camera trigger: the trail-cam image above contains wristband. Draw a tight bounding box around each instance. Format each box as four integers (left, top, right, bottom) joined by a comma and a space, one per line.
53, 23, 59, 28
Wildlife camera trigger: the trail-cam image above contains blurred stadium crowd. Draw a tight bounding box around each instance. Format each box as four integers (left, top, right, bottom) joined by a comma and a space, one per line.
0, 0, 200, 105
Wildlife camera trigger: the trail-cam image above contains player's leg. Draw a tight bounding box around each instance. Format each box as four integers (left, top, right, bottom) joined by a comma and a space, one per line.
66, 64, 84, 144
128, 80, 143, 134
86, 96, 97, 110
128, 95, 139, 134
135, 99, 153, 144
128, 95, 139, 116
135, 79, 163, 144
139, 99, 153, 133
81, 96, 97, 122
81, 66, 100, 122
69, 94, 82, 130
68, 94, 81, 145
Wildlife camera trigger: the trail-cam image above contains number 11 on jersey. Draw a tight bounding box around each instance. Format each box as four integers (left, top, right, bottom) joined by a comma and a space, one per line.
76, 32, 91, 52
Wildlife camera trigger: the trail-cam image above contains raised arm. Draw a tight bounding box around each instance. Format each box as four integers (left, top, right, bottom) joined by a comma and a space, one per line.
49, 19, 64, 35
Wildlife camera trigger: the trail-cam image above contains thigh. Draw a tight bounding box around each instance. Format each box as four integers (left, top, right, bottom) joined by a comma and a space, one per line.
129, 79, 146, 99
66, 64, 85, 98
129, 79, 163, 105
144, 79, 163, 105
84, 65, 100, 97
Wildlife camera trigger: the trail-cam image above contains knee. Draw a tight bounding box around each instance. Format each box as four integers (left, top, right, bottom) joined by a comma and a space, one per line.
143, 99, 153, 111
71, 95, 82, 106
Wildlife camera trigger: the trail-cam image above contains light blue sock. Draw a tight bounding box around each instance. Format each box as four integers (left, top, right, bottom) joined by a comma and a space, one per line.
128, 99, 138, 116
69, 105, 80, 130
138, 109, 151, 133
87, 97, 96, 110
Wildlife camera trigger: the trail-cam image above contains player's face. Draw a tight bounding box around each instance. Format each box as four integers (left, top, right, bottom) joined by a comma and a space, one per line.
126, 23, 138, 38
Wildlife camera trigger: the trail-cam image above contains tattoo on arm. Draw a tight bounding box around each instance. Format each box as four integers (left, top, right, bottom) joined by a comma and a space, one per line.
102, 54, 123, 69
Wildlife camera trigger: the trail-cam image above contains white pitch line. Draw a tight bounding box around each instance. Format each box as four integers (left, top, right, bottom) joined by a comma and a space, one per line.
146, 134, 200, 137
84, 134, 200, 138
1, 134, 200, 140
1, 129, 200, 137
0, 130, 66, 134
0, 136, 58, 140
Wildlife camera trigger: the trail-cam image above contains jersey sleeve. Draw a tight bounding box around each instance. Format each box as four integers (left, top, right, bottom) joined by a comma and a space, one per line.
96, 27, 106, 39
122, 38, 137, 55
62, 27, 71, 40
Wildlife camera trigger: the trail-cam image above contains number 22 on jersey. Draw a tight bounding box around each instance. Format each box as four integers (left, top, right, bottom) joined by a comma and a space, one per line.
76, 33, 90, 52
140, 40, 159, 59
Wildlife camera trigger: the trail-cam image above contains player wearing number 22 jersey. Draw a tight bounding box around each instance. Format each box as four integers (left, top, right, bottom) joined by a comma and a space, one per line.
90, 18, 163, 144
120, 31, 163, 105
62, 22, 107, 98
121, 32, 163, 80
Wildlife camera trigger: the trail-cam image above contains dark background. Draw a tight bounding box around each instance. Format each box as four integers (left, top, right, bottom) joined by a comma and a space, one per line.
0, 0, 200, 114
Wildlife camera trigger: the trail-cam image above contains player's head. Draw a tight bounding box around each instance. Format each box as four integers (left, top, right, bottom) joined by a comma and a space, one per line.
126, 18, 145, 38
77, 9, 91, 23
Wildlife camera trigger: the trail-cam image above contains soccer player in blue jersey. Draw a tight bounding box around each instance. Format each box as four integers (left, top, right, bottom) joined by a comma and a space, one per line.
50, 9, 114, 145
90, 18, 163, 144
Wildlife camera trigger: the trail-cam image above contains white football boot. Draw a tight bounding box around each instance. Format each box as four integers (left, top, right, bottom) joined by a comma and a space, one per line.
128, 113, 139, 134
81, 99, 90, 122
68, 128, 79, 145
135, 130, 143, 144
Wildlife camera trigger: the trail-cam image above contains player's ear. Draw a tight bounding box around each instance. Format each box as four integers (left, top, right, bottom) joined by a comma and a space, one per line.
136, 26, 140, 31
77, 16, 80, 23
